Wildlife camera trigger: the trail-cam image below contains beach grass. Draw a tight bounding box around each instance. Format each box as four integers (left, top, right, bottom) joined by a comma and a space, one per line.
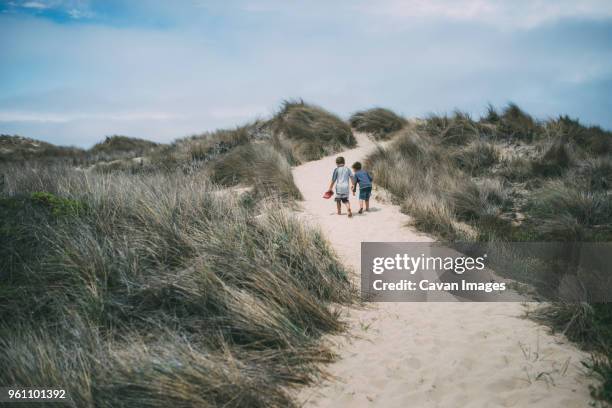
365, 103, 612, 403
349, 108, 406, 140
0, 101, 359, 407
271, 100, 356, 162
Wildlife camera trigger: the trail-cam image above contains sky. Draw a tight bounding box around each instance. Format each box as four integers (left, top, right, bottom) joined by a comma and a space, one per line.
1, 0, 612, 147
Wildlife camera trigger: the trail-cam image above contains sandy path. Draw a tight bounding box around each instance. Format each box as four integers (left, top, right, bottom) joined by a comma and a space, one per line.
292, 132, 596, 408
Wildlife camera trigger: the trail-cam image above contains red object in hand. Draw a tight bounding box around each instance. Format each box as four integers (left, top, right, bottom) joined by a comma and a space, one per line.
323, 190, 333, 199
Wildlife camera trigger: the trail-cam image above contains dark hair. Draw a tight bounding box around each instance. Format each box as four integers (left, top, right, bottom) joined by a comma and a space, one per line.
352, 161, 362, 170
335, 156, 345, 165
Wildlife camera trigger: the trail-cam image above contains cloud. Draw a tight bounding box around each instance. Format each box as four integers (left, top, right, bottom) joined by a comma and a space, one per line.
0, 111, 185, 123
21, 1, 50, 9
66, 7, 92, 19
355, 0, 612, 29
6, 0, 94, 19
0, 2, 611, 146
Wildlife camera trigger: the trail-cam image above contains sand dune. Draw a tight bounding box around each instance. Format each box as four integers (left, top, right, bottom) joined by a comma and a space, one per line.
292, 132, 596, 407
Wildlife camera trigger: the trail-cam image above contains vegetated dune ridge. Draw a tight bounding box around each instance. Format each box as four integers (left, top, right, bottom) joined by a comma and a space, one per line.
0, 101, 360, 408
293, 132, 596, 408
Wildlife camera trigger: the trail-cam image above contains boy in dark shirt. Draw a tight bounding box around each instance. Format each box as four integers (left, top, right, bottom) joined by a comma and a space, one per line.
351, 161, 373, 214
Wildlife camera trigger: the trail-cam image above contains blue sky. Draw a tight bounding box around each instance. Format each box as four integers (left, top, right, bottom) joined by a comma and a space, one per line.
1, 0, 612, 147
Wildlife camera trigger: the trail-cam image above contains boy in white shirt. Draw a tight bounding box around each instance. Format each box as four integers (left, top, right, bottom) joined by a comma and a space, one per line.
327, 156, 353, 217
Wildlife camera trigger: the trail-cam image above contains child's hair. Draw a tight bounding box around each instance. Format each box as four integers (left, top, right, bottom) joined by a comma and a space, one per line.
335, 156, 345, 165
352, 161, 362, 170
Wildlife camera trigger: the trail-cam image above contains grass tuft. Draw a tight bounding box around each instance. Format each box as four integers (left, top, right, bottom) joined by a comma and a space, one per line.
209, 143, 302, 200
272, 100, 355, 162
349, 108, 405, 139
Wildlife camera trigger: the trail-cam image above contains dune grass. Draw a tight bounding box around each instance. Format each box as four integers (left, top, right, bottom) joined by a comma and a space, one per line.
209, 142, 302, 200
272, 100, 355, 162
0, 102, 355, 405
349, 108, 406, 140
85, 102, 351, 200
2, 100, 352, 179
451, 141, 500, 175
89, 135, 159, 160
366, 103, 612, 403
366, 129, 477, 240
0, 163, 355, 407
0, 135, 86, 164
367, 104, 612, 241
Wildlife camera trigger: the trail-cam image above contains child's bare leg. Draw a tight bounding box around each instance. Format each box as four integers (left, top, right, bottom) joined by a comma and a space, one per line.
365, 199, 370, 211
358, 199, 364, 214
345, 201, 352, 217
336, 200, 341, 215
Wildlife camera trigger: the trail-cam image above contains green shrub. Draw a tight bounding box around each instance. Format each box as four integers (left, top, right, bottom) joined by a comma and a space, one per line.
30, 191, 87, 216
349, 108, 405, 139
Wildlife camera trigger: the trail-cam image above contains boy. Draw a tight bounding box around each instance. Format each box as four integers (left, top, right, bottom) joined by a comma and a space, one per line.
351, 161, 373, 214
328, 156, 353, 217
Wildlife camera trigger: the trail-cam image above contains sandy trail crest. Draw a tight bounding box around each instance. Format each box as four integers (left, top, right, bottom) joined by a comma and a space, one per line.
292, 132, 595, 408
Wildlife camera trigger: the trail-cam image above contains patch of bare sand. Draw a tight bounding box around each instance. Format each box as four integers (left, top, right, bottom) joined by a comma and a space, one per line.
292, 132, 596, 407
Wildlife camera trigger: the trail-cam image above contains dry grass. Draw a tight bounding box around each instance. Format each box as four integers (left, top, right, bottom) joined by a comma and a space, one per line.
451, 141, 500, 175
526, 180, 612, 241
0, 163, 356, 407
420, 111, 481, 146
349, 108, 406, 139
366, 129, 475, 240
366, 102, 612, 403
0, 134, 86, 164
209, 143, 302, 200
89, 135, 159, 161
272, 100, 355, 162
367, 104, 612, 243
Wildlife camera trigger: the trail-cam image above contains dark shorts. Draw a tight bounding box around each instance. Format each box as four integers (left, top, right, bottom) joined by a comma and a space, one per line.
335, 193, 349, 203
359, 186, 372, 201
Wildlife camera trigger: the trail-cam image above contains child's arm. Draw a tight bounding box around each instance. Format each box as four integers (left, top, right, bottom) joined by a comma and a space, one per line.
328, 168, 337, 191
